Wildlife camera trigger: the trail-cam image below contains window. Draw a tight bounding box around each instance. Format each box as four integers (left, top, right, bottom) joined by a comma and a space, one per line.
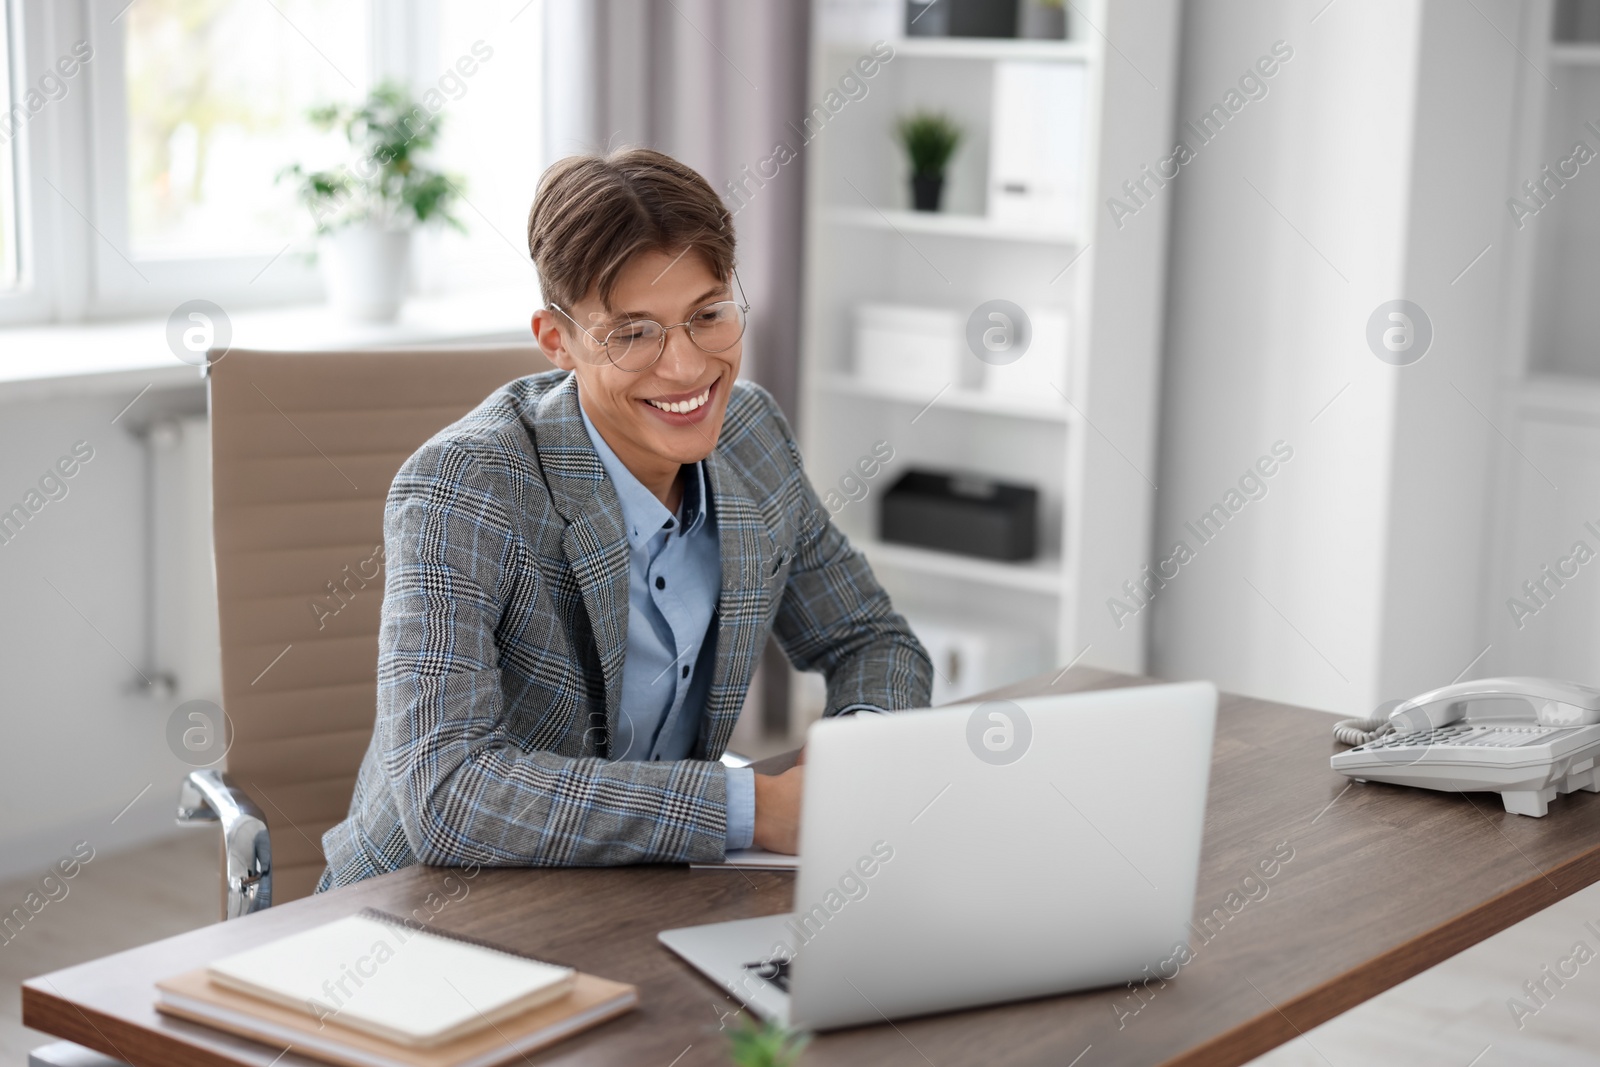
0, 0, 541, 325
122, 0, 369, 259
411, 1, 544, 296
0, 0, 17, 290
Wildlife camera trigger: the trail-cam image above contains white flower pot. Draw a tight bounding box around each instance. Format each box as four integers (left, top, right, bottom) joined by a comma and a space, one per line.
320, 225, 412, 322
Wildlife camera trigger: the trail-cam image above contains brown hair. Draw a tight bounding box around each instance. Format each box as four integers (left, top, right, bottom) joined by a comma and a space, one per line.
526, 148, 736, 313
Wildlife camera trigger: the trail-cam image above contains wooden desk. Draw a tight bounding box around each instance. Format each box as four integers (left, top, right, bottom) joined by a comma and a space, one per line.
24, 668, 1600, 1066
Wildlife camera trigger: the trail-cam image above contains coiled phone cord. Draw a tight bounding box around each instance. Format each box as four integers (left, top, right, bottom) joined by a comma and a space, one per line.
1332, 715, 1395, 747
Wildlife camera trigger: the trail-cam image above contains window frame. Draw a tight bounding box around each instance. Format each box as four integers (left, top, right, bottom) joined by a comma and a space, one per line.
0, 0, 19, 293
0, 0, 468, 327
82, 0, 376, 316
0, 0, 70, 326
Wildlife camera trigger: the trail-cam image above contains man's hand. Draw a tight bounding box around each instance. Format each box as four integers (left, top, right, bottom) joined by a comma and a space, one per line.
752, 765, 804, 854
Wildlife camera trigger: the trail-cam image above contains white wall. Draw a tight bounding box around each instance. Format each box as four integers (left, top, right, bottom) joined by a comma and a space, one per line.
1149, 0, 1518, 716
1375, 1, 1522, 702
0, 386, 216, 880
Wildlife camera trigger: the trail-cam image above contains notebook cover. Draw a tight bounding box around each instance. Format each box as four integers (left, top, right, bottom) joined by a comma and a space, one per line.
206, 911, 575, 1048
156, 968, 638, 1067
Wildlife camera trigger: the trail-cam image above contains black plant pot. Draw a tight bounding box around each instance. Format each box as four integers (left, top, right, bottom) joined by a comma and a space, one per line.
911, 173, 945, 212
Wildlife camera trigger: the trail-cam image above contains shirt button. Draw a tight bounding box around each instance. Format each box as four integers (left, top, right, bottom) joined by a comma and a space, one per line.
655, 576, 665, 589
662, 519, 673, 530
681, 665, 690, 678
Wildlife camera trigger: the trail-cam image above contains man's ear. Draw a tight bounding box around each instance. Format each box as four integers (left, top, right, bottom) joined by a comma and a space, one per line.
531, 308, 577, 371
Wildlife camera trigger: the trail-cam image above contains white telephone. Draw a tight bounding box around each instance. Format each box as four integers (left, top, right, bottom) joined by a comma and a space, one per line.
1329, 677, 1600, 817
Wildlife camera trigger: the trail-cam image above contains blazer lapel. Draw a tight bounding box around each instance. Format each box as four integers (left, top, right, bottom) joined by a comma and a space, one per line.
529, 375, 630, 753
700, 449, 776, 757
527, 373, 779, 761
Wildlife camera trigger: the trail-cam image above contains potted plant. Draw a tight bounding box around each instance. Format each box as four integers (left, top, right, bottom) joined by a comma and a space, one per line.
895, 111, 963, 212
278, 82, 465, 322
725, 1016, 809, 1067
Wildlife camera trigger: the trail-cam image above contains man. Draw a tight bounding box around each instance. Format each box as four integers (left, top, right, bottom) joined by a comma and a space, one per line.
319, 148, 930, 888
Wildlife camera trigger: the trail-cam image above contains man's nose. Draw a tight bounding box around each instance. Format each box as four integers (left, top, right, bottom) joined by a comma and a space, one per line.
655, 324, 707, 379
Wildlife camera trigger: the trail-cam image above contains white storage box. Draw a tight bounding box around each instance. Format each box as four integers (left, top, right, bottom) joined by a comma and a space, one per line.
983, 308, 1070, 401
903, 612, 1048, 707
853, 303, 966, 392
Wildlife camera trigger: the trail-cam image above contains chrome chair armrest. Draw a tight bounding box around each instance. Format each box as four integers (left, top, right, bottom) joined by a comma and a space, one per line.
720, 750, 754, 768
176, 769, 272, 918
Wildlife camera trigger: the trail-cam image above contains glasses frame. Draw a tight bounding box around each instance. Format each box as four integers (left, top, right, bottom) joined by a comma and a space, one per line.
549, 269, 751, 373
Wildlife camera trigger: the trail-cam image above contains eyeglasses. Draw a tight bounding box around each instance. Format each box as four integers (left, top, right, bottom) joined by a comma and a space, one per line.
549, 272, 751, 373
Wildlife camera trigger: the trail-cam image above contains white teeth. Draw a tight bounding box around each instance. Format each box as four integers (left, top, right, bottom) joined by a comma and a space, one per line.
647, 386, 710, 414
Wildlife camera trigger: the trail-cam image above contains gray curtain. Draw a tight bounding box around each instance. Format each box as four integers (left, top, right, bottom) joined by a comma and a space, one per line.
542, 0, 813, 735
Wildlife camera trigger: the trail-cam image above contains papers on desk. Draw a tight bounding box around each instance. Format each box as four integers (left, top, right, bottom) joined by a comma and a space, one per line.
154, 909, 637, 1067
692, 847, 800, 870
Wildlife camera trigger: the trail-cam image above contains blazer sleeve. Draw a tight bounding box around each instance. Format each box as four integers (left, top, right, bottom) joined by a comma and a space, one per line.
761, 399, 935, 716
375, 439, 730, 867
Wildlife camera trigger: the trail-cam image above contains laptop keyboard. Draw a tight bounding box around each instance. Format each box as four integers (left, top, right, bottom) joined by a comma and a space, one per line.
743, 956, 791, 993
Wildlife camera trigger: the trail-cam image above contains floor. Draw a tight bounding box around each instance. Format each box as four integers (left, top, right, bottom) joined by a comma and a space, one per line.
4, 834, 1599, 1065
1248, 879, 1600, 1067
0, 831, 216, 1065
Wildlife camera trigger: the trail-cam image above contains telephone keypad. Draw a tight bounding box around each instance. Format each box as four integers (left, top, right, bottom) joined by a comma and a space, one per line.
1360, 723, 1557, 752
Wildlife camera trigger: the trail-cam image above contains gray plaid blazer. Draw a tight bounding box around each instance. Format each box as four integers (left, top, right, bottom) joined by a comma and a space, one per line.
319, 371, 931, 887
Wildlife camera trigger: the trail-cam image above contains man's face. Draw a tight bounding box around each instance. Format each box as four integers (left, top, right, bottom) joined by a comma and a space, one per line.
534, 248, 742, 493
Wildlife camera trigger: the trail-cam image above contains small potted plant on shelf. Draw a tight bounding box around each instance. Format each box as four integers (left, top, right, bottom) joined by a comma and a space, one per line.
895, 111, 963, 213
725, 1016, 809, 1066
278, 82, 465, 323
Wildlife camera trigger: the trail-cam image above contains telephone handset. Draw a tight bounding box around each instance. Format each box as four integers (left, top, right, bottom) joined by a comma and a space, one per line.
1330, 676, 1600, 817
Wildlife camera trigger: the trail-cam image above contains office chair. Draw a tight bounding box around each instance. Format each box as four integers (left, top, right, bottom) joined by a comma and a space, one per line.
176, 344, 546, 918
30, 342, 763, 1067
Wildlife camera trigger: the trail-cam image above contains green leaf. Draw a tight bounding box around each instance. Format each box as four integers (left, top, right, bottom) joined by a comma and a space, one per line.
724, 1016, 810, 1067
278, 79, 463, 234
895, 110, 964, 178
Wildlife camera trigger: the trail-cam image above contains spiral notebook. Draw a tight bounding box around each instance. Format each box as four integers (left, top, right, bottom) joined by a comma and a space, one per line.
156, 909, 637, 1067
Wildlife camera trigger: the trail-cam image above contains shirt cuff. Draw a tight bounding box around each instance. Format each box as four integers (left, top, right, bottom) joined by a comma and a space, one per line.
723, 766, 756, 851
833, 703, 892, 717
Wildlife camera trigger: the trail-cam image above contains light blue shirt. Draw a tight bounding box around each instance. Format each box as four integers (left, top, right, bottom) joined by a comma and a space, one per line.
579, 403, 755, 850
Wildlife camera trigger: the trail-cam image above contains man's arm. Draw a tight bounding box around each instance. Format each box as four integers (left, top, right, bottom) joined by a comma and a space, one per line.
763, 412, 934, 717
375, 439, 732, 867
748, 431, 930, 853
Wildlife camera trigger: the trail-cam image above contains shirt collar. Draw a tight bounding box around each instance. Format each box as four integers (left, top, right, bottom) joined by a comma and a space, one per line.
578, 398, 710, 548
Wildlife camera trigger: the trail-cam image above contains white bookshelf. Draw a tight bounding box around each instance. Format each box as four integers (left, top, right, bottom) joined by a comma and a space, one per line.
854, 537, 1066, 595
824, 205, 1077, 244
1488, 0, 1600, 687
793, 0, 1181, 719
1548, 42, 1600, 65
888, 37, 1094, 62
818, 373, 1075, 421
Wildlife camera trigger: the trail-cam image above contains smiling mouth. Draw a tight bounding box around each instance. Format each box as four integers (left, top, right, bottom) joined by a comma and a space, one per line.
644, 383, 713, 415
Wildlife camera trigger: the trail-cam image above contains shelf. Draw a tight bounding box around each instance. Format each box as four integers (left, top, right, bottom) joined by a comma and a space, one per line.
880, 38, 1092, 63
853, 537, 1064, 595
1550, 43, 1600, 65
825, 206, 1078, 245
1520, 374, 1600, 420
821, 373, 1074, 422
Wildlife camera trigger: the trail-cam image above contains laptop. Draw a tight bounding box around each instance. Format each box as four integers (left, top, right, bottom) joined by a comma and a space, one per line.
659, 681, 1218, 1030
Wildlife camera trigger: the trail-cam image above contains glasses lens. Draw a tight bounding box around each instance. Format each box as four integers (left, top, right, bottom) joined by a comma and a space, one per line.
605, 319, 666, 370
688, 301, 747, 353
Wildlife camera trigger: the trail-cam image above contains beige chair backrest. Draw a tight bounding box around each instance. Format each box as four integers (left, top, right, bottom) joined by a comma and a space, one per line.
208, 344, 549, 905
